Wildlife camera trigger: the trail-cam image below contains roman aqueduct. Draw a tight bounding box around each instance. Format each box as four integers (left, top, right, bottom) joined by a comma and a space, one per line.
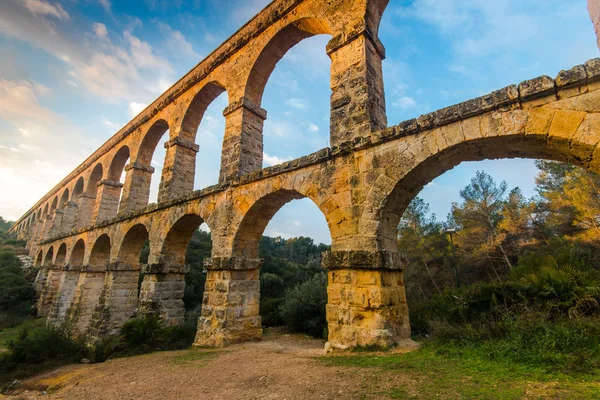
9, 0, 600, 349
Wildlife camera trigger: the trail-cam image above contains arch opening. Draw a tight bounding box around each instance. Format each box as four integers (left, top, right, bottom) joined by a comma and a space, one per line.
245, 18, 332, 167
138, 120, 169, 205
72, 177, 84, 202
119, 224, 150, 267
161, 214, 205, 265
89, 234, 111, 267
35, 250, 43, 267
59, 189, 69, 209
379, 134, 600, 253
43, 247, 54, 267
55, 243, 67, 267
232, 190, 332, 332
69, 239, 85, 267
186, 84, 228, 190
86, 164, 103, 196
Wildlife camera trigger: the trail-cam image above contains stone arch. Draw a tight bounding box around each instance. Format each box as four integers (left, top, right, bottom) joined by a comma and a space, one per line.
86, 164, 103, 195
180, 82, 227, 142
55, 243, 67, 267
370, 107, 600, 252
42, 204, 48, 217
231, 188, 331, 258
244, 17, 332, 106
118, 224, 150, 266
136, 120, 169, 166
69, 239, 85, 267
72, 177, 84, 201
35, 249, 43, 267
160, 214, 205, 265
108, 146, 130, 182
366, 0, 390, 36
59, 188, 69, 208
43, 246, 54, 267
50, 196, 58, 211
89, 234, 111, 267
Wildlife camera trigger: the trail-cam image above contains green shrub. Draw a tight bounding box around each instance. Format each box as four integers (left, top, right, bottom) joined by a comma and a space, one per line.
279, 273, 327, 338
0, 272, 36, 327
119, 314, 166, 354
260, 297, 283, 327
0, 323, 89, 387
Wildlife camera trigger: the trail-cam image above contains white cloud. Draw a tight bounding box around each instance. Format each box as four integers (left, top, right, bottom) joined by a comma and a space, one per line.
98, 0, 111, 12
307, 123, 319, 133
392, 96, 417, 109
0, 79, 95, 220
263, 152, 292, 167
286, 98, 307, 110
0, 2, 175, 103
22, 0, 69, 20
0, 79, 58, 124
125, 30, 171, 71
129, 102, 147, 117
93, 22, 108, 39
158, 23, 201, 61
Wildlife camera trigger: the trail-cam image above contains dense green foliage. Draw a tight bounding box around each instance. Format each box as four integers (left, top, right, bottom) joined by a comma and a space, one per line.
183, 230, 212, 310
402, 162, 600, 373
0, 313, 199, 388
0, 218, 36, 328
279, 273, 328, 338
258, 236, 328, 334
0, 323, 89, 387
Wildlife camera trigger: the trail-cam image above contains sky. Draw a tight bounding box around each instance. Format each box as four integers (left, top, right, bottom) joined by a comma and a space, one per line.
0, 0, 598, 245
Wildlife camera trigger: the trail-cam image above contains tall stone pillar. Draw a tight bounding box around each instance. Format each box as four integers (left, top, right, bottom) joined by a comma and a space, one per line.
327, 30, 387, 146
119, 162, 155, 213
322, 251, 414, 351
92, 180, 123, 224
37, 267, 62, 317
67, 265, 107, 335
89, 263, 140, 338
219, 98, 266, 182
194, 257, 262, 347
75, 193, 96, 229
139, 263, 187, 325
61, 201, 78, 234
48, 266, 80, 325
158, 137, 199, 202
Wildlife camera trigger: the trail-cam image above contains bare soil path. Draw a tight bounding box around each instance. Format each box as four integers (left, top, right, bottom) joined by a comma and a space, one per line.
3, 331, 397, 400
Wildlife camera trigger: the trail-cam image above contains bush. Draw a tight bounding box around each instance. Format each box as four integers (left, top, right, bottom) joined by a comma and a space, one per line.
279, 273, 327, 338
0, 323, 89, 387
409, 257, 600, 373
0, 272, 36, 327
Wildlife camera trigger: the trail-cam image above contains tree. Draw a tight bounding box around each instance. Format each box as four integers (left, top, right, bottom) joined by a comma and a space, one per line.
535, 160, 600, 242
397, 197, 450, 297
451, 171, 515, 271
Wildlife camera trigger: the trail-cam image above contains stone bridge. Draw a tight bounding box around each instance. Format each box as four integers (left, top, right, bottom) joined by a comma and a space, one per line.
9, 0, 600, 350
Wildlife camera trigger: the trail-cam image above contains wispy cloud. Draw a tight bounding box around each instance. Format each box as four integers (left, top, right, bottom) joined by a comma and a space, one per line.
22, 0, 69, 20
286, 98, 307, 110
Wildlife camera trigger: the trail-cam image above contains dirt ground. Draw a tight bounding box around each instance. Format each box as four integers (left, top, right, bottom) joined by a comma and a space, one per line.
2, 331, 406, 400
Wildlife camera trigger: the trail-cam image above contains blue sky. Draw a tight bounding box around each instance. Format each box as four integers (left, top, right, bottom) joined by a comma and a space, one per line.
0, 0, 597, 245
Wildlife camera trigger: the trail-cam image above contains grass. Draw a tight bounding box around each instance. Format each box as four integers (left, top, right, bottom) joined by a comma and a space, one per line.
171, 348, 225, 365
320, 344, 600, 399
0, 318, 45, 351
